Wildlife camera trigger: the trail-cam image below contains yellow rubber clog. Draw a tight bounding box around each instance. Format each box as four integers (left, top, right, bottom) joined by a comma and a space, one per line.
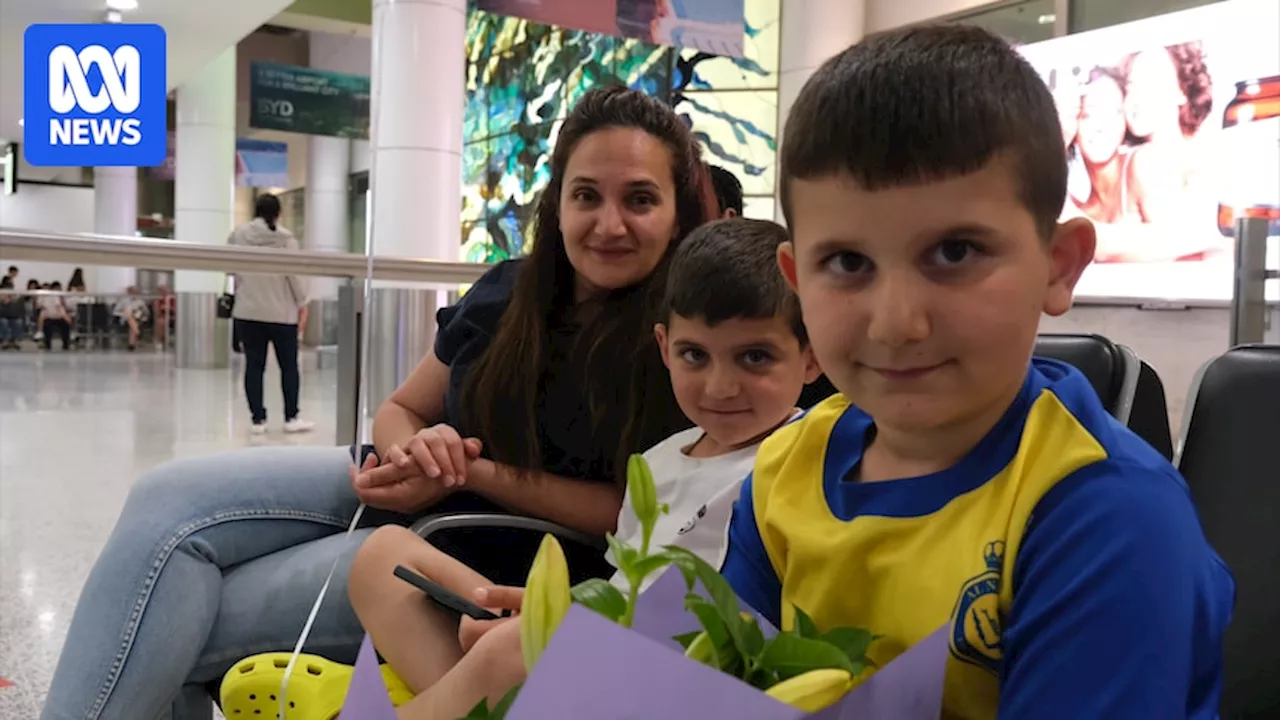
220, 652, 414, 720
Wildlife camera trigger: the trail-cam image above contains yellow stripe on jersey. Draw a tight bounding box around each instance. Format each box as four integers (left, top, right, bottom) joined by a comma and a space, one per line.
751, 387, 1109, 718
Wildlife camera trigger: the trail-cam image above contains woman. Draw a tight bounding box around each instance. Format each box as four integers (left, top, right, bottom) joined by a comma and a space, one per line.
229, 194, 313, 434
1118, 43, 1219, 260
1073, 67, 1131, 225
42, 86, 715, 720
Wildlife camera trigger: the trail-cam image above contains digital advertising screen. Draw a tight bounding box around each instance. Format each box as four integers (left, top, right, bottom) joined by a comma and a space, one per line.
1019, 0, 1280, 302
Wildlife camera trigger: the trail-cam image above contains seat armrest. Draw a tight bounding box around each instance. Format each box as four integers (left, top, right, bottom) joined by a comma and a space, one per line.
410, 512, 609, 552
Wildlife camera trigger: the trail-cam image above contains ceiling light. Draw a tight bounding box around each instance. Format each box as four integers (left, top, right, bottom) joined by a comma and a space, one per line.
104, 9, 123, 23
1037, 13, 1057, 24
17, 118, 23, 126
106, 0, 139, 10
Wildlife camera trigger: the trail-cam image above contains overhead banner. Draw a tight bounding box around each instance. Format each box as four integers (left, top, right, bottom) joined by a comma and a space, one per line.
1019, 0, 1279, 302
248, 61, 371, 139
476, 0, 745, 57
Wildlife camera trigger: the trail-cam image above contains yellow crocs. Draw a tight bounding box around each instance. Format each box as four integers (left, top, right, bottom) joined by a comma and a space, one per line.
220, 653, 414, 720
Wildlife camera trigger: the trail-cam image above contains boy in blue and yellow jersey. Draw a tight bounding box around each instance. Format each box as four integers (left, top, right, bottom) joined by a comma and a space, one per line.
720, 24, 1234, 720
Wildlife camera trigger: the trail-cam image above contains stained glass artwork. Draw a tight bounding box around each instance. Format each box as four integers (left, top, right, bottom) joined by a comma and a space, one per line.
459, 0, 780, 259
673, 0, 780, 219
461, 8, 673, 263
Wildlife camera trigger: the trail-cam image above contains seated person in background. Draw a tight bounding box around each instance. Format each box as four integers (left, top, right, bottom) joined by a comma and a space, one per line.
344, 216, 820, 718
112, 285, 149, 351
720, 25, 1234, 719
0, 276, 25, 349
38, 281, 73, 350
708, 164, 744, 218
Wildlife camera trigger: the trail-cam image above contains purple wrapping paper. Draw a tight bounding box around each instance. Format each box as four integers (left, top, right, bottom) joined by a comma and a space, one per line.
337, 634, 398, 720
509, 605, 805, 720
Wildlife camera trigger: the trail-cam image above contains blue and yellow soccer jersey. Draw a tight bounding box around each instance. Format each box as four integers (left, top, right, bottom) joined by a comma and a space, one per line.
721, 358, 1234, 719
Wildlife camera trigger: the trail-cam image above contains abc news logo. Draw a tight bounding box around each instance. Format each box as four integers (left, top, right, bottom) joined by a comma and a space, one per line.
23, 24, 166, 167
48, 44, 143, 146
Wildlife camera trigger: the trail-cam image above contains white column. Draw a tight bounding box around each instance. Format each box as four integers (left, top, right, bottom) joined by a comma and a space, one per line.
370, 0, 465, 262
349, 139, 371, 175
305, 31, 356, 303
93, 166, 138, 293
776, 0, 866, 224
175, 47, 236, 293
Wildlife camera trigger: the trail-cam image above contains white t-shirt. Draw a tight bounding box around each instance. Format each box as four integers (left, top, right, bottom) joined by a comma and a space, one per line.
609, 419, 791, 592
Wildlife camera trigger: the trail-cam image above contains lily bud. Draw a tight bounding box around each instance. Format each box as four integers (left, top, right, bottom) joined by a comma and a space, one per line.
765, 668, 856, 712
520, 534, 572, 671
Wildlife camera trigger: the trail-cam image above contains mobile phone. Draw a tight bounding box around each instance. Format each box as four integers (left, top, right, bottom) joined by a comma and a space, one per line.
393, 565, 506, 621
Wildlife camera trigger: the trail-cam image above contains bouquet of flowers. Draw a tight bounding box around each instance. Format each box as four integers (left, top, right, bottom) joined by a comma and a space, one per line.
340, 456, 949, 719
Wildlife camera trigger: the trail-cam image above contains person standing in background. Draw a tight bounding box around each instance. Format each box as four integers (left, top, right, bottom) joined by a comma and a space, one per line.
229, 194, 314, 435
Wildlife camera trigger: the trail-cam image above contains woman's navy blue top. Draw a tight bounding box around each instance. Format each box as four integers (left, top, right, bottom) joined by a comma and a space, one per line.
414, 259, 688, 584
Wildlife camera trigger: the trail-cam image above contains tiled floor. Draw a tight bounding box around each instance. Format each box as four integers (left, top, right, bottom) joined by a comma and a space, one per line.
0, 350, 341, 719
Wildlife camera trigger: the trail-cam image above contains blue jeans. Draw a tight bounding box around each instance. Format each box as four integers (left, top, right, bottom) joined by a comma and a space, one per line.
41, 446, 375, 720
0, 316, 23, 341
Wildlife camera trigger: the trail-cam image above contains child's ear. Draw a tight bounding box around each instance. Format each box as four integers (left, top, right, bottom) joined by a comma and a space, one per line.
1044, 217, 1096, 317
801, 344, 823, 385
777, 242, 798, 290
654, 323, 671, 369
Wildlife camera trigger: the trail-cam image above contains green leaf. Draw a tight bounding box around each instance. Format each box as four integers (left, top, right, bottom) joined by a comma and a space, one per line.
740, 613, 765, 657
821, 627, 878, 667
673, 630, 702, 650
662, 546, 748, 656
605, 532, 638, 575
629, 554, 673, 588
793, 607, 821, 640
570, 579, 628, 622
757, 633, 856, 681
686, 597, 731, 648
462, 697, 492, 719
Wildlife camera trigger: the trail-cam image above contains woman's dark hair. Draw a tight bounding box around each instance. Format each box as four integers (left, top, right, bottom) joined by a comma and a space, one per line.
463, 86, 717, 482
50, 281, 63, 290
0, 276, 13, 290
255, 193, 282, 231
68, 267, 85, 290
1167, 41, 1213, 136
26, 279, 39, 290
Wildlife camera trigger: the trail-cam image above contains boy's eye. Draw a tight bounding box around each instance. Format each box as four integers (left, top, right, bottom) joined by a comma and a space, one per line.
740, 349, 774, 367
929, 238, 981, 267
822, 251, 870, 276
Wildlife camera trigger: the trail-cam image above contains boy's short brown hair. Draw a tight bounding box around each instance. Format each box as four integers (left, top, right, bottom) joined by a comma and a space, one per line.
664, 218, 807, 346
779, 24, 1067, 240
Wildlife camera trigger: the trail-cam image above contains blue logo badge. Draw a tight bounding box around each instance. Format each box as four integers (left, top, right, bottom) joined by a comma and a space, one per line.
23, 23, 167, 167
949, 540, 1005, 674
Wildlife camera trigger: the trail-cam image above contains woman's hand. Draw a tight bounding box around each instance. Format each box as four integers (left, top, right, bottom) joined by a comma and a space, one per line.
458, 585, 525, 654
350, 457, 452, 514
385, 424, 483, 488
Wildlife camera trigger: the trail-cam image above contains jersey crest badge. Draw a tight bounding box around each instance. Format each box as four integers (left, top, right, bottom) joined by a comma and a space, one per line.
949, 540, 1005, 673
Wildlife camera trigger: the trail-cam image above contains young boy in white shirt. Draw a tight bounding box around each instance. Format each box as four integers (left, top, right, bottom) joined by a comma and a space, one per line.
342, 217, 821, 717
